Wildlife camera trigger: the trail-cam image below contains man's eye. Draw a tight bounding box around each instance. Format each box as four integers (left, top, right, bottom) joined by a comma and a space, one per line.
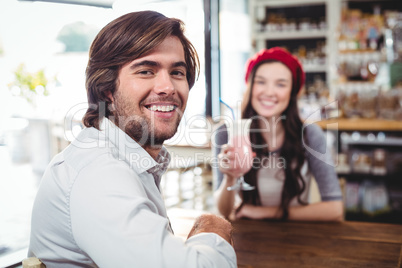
255, 80, 264, 85
171, 70, 186, 77
138, 70, 153, 75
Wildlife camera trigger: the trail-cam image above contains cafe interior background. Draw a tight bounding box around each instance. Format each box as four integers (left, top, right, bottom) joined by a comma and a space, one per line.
1, 0, 402, 266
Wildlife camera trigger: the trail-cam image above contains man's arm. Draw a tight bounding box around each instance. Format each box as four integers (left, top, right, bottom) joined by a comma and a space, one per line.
70, 156, 237, 267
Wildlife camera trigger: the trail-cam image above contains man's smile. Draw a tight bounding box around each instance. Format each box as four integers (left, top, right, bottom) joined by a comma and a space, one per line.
145, 104, 177, 112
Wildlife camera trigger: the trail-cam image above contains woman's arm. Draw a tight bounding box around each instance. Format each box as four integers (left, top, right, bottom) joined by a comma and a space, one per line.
304, 124, 344, 204
287, 200, 344, 221
214, 174, 238, 219
212, 124, 243, 219
236, 200, 344, 222
214, 144, 255, 219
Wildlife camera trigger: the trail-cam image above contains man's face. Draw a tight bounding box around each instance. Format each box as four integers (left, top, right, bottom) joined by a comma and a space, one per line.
110, 36, 189, 149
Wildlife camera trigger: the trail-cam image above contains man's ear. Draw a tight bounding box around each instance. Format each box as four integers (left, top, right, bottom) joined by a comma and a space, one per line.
106, 91, 114, 103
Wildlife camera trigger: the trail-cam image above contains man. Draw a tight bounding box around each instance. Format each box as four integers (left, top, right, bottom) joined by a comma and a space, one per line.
28, 11, 236, 267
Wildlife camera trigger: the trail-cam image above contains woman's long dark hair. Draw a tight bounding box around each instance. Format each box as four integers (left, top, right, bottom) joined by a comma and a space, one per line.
240, 60, 308, 220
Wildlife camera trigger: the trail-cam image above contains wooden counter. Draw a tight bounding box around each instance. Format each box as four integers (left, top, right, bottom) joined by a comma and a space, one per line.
314, 118, 402, 132
231, 219, 402, 268
168, 208, 402, 268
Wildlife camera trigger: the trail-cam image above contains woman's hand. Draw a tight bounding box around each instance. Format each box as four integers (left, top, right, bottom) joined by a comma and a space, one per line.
235, 204, 259, 219
235, 204, 279, 220
235, 201, 344, 221
218, 144, 243, 179
218, 144, 255, 180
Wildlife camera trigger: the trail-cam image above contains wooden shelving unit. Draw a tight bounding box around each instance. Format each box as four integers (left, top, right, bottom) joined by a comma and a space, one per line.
254, 30, 328, 40
249, 0, 341, 91
315, 117, 402, 224
315, 118, 402, 132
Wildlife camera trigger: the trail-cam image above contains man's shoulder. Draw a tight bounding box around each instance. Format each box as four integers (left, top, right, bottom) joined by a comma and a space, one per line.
62, 127, 123, 172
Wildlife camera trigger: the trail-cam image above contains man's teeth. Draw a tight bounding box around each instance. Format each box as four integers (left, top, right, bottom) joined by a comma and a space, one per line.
148, 105, 175, 112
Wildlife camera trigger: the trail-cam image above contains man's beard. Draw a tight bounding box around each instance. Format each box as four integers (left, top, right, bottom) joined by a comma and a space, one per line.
110, 92, 182, 147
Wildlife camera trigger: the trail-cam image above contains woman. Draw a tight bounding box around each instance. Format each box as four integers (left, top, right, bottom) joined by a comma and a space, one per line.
213, 47, 343, 221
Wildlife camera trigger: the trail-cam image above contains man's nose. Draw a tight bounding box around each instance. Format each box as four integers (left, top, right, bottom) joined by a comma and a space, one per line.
154, 71, 175, 95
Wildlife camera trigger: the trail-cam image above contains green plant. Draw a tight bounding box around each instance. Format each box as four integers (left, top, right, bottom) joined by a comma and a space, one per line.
8, 63, 51, 104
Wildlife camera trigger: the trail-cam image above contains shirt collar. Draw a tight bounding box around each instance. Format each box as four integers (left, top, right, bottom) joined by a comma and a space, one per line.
146, 147, 171, 186
99, 118, 171, 175
147, 147, 170, 174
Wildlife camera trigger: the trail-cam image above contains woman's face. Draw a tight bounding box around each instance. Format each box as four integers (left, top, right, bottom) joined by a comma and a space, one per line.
251, 62, 292, 120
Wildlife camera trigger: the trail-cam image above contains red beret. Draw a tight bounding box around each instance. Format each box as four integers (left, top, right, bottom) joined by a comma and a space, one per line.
244, 47, 305, 92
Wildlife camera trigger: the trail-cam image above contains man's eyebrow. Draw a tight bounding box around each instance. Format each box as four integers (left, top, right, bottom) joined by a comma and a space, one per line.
129, 60, 187, 69
172, 61, 187, 69
130, 60, 160, 69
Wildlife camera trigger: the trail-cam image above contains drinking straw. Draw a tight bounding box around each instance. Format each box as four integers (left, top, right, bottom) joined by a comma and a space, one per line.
219, 98, 235, 119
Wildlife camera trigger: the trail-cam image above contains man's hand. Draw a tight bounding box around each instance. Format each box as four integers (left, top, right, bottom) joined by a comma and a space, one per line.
187, 214, 234, 246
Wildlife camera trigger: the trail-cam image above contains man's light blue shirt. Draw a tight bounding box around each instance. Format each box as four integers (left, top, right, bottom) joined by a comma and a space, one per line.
28, 118, 236, 267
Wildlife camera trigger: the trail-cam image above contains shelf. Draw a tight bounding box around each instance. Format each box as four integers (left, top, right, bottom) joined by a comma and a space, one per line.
315, 118, 402, 132
338, 173, 402, 180
341, 136, 402, 146
337, 51, 382, 62
253, 0, 328, 8
333, 81, 376, 86
338, 49, 380, 54
254, 30, 328, 40
303, 64, 327, 72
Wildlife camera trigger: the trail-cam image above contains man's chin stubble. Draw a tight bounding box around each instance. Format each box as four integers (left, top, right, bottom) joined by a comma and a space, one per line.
126, 121, 179, 147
